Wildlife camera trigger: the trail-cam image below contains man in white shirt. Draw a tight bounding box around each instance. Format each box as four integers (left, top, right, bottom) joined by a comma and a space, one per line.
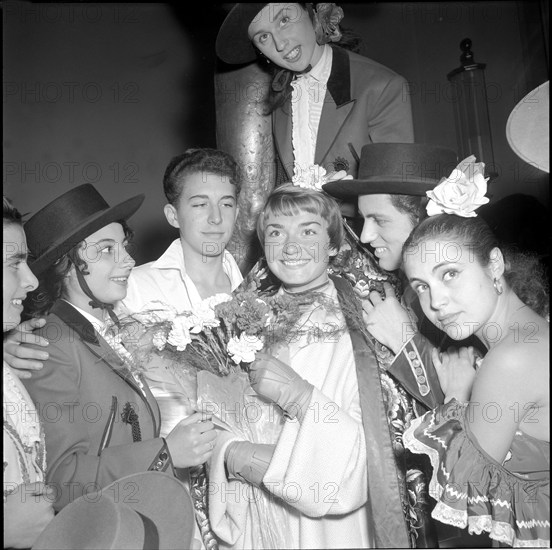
123, 147, 243, 317
121, 148, 244, 436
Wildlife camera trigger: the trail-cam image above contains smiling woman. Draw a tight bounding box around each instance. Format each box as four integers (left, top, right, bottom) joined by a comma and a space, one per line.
3, 200, 38, 331
16, 184, 204, 512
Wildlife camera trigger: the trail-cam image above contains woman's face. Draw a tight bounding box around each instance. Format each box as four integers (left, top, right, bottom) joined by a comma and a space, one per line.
3, 223, 38, 331
403, 238, 499, 341
263, 210, 336, 293
64, 222, 135, 316
248, 3, 324, 72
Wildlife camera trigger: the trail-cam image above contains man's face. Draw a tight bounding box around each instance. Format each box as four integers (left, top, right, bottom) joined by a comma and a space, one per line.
165, 171, 238, 261
358, 194, 416, 272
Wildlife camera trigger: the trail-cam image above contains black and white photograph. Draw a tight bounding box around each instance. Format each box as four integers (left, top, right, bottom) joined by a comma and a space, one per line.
3, 2, 549, 548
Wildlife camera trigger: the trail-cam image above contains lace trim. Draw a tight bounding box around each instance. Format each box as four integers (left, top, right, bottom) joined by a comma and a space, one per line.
402, 413, 445, 499
404, 408, 551, 548
3, 365, 42, 447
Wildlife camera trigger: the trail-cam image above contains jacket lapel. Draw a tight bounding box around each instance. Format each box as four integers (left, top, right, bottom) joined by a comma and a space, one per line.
316, 46, 356, 167
51, 301, 159, 427
273, 104, 293, 180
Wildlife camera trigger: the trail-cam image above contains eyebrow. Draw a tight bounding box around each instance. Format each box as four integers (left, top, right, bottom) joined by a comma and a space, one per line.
266, 221, 322, 228
187, 194, 236, 201
251, 6, 285, 37
407, 261, 457, 283
7, 252, 27, 261
88, 238, 129, 247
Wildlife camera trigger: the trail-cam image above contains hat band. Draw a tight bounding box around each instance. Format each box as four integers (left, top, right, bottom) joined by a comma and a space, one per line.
138, 511, 160, 550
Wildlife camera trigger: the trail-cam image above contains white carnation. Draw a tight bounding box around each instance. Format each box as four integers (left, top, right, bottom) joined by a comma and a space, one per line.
227, 333, 264, 364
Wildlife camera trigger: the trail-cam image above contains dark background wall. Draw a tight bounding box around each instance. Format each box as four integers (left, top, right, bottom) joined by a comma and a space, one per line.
3, 2, 549, 265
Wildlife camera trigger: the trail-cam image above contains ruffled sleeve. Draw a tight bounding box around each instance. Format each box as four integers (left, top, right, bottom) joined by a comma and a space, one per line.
403, 399, 550, 548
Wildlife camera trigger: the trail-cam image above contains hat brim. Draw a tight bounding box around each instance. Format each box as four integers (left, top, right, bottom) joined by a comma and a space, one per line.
32, 472, 195, 550
216, 4, 268, 64
108, 472, 195, 549
323, 176, 436, 200
29, 194, 144, 276
506, 81, 549, 173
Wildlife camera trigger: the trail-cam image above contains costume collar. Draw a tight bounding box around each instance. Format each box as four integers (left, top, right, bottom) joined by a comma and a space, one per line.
62, 300, 107, 336
51, 300, 100, 345
327, 45, 351, 106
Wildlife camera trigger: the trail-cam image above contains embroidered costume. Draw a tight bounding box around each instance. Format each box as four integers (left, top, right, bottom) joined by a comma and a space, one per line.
404, 399, 550, 547
3, 362, 47, 497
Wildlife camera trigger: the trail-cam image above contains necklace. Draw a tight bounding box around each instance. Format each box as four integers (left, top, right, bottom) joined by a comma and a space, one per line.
282, 280, 331, 296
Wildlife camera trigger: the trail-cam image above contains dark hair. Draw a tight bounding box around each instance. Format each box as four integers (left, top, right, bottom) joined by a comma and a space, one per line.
26, 220, 134, 317
163, 148, 240, 205
389, 194, 427, 227
259, 3, 362, 115
3, 195, 23, 226
257, 183, 344, 254
403, 214, 549, 317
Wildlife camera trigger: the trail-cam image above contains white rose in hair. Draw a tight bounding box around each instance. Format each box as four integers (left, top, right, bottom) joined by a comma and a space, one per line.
426, 155, 490, 218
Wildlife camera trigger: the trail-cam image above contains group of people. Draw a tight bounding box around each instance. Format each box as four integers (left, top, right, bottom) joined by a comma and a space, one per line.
4, 3, 549, 549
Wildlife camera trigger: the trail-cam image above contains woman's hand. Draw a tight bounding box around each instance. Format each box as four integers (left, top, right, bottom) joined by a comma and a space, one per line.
3, 482, 56, 549
3, 318, 50, 379
249, 352, 313, 420
432, 346, 477, 403
165, 411, 217, 468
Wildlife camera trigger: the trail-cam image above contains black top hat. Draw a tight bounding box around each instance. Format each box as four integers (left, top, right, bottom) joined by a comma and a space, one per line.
25, 184, 144, 276
323, 143, 458, 200
33, 472, 195, 550
216, 3, 269, 64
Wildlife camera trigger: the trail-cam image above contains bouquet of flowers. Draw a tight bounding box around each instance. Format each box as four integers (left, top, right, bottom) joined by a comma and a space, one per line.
106, 277, 344, 549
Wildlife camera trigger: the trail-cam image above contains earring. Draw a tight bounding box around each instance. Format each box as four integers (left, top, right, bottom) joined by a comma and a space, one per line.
493, 278, 503, 295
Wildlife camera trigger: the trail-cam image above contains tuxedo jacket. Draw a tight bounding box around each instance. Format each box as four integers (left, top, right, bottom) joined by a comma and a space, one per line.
23, 300, 173, 511
273, 45, 415, 182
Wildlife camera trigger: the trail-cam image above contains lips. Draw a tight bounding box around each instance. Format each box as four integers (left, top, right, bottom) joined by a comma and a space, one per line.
110, 273, 131, 285
437, 313, 460, 326
281, 259, 309, 267
284, 45, 300, 62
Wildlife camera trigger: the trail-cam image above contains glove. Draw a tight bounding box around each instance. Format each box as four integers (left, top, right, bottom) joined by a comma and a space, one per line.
225, 441, 275, 488
249, 352, 314, 421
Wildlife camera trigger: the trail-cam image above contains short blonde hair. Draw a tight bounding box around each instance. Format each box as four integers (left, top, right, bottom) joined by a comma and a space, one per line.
257, 184, 344, 252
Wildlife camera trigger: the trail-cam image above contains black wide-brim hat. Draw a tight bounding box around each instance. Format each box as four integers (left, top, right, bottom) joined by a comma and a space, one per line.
216, 3, 269, 64
323, 143, 458, 200
33, 472, 195, 549
25, 183, 144, 276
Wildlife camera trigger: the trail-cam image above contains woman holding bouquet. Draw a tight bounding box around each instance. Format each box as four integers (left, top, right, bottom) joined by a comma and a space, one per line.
20, 184, 217, 514
401, 180, 549, 547
208, 184, 409, 549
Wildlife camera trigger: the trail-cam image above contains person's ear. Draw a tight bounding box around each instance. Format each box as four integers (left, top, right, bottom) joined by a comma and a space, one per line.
164, 203, 180, 229
328, 245, 338, 257
234, 203, 239, 222
489, 247, 505, 280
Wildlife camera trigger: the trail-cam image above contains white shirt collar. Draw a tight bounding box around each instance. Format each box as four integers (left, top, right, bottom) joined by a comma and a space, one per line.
149, 238, 240, 283
303, 44, 332, 84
